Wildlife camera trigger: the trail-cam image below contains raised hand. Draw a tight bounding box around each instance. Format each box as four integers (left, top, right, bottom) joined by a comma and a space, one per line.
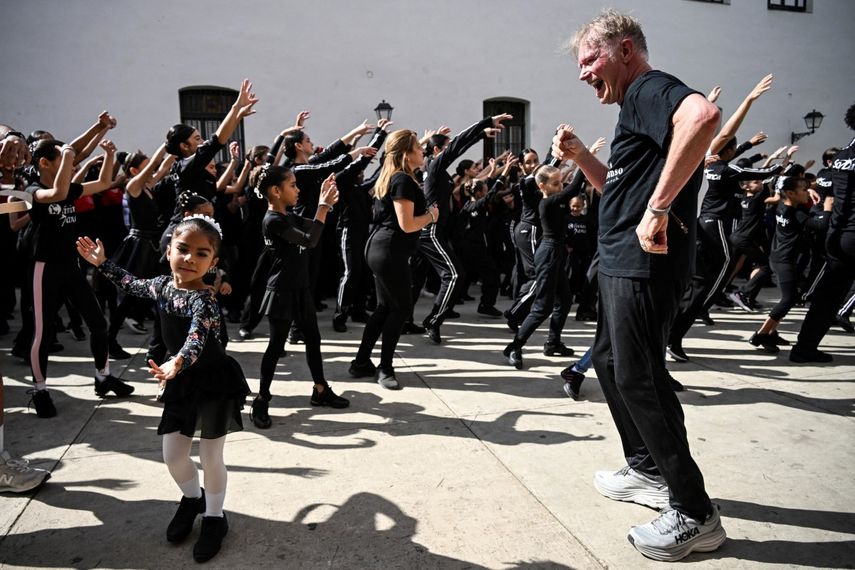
99, 139, 117, 155
705, 154, 720, 167
378, 118, 394, 131
748, 74, 773, 101
355, 120, 375, 136
501, 155, 519, 177
707, 86, 722, 104
483, 127, 502, 139
355, 146, 378, 158
786, 145, 799, 158
229, 141, 241, 160
295, 110, 311, 128
0, 136, 30, 169
551, 125, 586, 161
491, 113, 513, 128
320, 173, 339, 205
748, 131, 767, 146
588, 136, 607, 155
98, 111, 117, 130
76, 236, 107, 266
280, 125, 304, 137
769, 145, 788, 159
234, 79, 259, 118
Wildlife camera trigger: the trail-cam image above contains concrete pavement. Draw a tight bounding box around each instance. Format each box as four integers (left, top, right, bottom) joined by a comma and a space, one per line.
1, 290, 853, 569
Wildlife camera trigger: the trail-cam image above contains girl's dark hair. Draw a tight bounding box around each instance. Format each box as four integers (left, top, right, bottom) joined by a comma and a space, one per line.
518, 148, 538, 161
170, 192, 212, 224
425, 134, 449, 156
455, 159, 474, 178
247, 144, 270, 164
787, 163, 806, 178
720, 137, 738, 154
30, 139, 63, 169
249, 164, 293, 199
779, 176, 806, 194
283, 131, 307, 161
27, 130, 53, 145
123, 150, 148, 175
845, 102, 855, 131
173, 217, 222, 255
165, 124, 195, 156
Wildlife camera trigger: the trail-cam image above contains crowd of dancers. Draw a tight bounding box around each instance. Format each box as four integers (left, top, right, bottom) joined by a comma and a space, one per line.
0, 9, 853, 563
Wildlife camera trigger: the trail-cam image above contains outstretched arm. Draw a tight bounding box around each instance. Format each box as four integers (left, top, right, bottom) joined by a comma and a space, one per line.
709, 74, 773, 155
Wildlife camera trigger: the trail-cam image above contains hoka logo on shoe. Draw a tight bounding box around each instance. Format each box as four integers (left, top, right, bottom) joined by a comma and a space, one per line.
674, 527, 699, 544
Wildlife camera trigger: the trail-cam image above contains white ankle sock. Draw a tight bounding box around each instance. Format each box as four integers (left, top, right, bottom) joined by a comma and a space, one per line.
95, 365, 110, 381
177, 475, 202, 499
204, 490, 225, 517
34, 381, 47, 391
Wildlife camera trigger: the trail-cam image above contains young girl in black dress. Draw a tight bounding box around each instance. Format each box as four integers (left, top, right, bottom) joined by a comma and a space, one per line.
76, 216, 250, 564
247, 164, 348, 430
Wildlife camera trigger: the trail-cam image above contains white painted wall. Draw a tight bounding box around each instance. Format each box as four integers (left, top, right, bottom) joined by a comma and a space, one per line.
2, 0, 853, 164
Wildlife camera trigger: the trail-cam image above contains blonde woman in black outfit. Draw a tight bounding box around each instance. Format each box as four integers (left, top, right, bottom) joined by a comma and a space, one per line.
349, 130, 438, 389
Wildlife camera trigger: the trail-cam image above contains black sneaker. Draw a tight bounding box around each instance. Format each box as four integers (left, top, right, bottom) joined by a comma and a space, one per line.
444, 309, 460, 319
332, 314, 347, 333
250, 397, 272, 429
424, 325, 442, 345
560, 365, 584, 400
94, 375, 135, 397
237, 328, 253, 341
167, 490, 206, 543
727, 291, 754, 312
287, 327, 305, 344
666, 343, 689, 362
789, 345, 833, 363
503, 343, 523, 370
575, 310, 597, 322
477, 304, 503, 317
109, 340, 132, 360
401, 321, 425, 335
70, 323, 87, 341
348, 359, 376, 378
310, 385, 350, 409
666, 371, 685, 392
376, 368, 401, 390
193, 513, 228, 563
543, 342, 574, 357
749, 333, 779, 354
350, 310, 370, 323
769, 330, 791, 346
503, 310, 519, 333
837, 315, 854, 334
27, 389, 56, 418
699, 311, 715, 326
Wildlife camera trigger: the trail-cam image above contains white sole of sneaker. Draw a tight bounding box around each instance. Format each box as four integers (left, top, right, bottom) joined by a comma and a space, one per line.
628, 524, 726, 562
593, 474, 669, 510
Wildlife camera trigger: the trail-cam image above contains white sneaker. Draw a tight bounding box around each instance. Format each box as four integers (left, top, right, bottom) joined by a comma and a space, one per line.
594, 465, 669, 509
0, 450, 50, 493
628, 505, 726, 562
124, 318, 148, 335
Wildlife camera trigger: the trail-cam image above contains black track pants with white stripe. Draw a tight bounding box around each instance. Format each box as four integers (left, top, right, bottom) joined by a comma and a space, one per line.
335, 226, 369, 318
412, 224, 465, 328
669, 216, 732, 345
507, 221, 540, 326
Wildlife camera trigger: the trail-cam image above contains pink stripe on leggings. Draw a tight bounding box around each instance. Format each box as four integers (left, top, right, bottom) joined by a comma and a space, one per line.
30, 261, 46, 385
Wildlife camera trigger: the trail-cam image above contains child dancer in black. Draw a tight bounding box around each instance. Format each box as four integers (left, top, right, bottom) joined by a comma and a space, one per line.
248, 165, 348, 430
350, 130, 439, 389
750, 176, 831, 352
76, 215, 249, 563
25, 139, 134, 417
503, 165, 582, 369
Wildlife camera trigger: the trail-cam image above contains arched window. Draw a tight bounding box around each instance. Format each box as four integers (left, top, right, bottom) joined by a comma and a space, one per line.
483, 98, 528, 161
179, 86, 245, 163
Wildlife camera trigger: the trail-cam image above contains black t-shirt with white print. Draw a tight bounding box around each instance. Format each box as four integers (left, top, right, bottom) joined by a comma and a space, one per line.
25, 181, 84, 263
598, 70, 701, 281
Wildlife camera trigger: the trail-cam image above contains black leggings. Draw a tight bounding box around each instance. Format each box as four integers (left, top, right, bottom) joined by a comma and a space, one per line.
769, 261, 799, 322
259, 312, 324, 401
356, 232, 413, 371
30, 260, 108, 385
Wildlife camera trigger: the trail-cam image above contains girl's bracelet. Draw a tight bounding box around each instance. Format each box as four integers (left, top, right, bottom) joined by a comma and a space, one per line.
428, 210, 436, 224
319, 201, 334, 211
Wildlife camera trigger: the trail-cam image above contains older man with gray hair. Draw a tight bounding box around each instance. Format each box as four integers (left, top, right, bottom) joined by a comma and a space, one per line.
552, 9, 725, 561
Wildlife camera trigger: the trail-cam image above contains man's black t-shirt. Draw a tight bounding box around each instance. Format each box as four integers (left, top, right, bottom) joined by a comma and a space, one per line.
830, 137, 855, 234
598, 70, 701, 280
26, 181, 85, 264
